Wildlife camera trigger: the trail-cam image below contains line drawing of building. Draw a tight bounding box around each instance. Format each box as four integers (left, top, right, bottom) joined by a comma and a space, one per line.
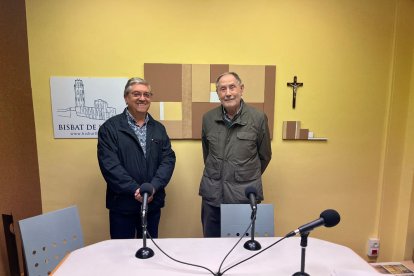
57, 79, 116, 120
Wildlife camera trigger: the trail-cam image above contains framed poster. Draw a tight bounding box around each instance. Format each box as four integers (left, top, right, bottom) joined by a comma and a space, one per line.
50, 77, 127, 138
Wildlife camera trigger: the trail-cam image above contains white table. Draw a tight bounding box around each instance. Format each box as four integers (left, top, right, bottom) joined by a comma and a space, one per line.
53, 237, 379, 276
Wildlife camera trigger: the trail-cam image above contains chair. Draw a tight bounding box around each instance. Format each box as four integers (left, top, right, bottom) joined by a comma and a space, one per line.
220, 204, 274, 237
2, 213, 21, 276
18, 206, 83, 275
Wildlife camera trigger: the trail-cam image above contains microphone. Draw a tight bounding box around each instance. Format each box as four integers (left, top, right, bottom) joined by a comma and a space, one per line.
243, 186, 261, 251
136, 183, 155, 259
286, 209, 340, 238
139, 183, 154, 217
245, 186, 257, 211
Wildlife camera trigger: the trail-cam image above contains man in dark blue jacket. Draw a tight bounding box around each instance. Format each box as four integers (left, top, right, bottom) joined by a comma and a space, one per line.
97, 77, 176, 239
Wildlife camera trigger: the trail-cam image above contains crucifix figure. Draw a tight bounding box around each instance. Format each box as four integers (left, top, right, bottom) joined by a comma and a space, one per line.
287, 76, 303, 109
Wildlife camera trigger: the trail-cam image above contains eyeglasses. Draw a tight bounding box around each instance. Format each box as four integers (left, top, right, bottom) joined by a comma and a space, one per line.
130, 92, 153, 98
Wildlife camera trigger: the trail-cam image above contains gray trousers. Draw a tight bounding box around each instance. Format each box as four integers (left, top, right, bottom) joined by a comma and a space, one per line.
201, 199, 221, 237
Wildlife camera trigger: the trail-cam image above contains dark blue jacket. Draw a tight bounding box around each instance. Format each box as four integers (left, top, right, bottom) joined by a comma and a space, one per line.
97, 109, 176, 213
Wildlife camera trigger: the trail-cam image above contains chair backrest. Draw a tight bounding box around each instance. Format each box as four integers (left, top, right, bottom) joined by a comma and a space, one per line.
18, 206, 83, 275
221, 204, 274, 237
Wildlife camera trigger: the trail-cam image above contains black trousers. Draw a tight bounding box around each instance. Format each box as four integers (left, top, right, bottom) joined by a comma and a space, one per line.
109, 209, 161, 239
201, 199, 221, 237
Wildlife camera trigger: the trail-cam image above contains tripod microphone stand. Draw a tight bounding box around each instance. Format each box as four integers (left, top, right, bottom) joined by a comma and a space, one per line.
243, 208, 261, 251
292, 232, 310, 276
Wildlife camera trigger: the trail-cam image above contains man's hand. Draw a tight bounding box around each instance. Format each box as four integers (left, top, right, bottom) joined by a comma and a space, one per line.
134, 187, 155, 203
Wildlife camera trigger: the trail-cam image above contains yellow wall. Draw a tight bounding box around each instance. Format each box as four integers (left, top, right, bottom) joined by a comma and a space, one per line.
25, 0, 414, 261
379, 0, 414, 261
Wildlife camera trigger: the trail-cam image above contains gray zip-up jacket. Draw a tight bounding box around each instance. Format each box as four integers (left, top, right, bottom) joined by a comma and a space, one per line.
199, 103, 272, 207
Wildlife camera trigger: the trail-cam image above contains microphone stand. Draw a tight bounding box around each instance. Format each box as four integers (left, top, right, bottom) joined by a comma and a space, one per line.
292, 232, 310, 276
135, 203, 154, 259
243, 208, 261, 251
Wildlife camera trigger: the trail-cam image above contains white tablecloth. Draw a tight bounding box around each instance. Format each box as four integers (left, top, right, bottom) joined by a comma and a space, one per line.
53, 237, 379, 276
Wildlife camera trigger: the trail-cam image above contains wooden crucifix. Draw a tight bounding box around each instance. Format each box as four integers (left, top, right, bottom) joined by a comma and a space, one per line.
287, 76, 303, 109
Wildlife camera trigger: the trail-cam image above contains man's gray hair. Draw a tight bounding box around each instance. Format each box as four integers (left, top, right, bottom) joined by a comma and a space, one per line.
215, 72, 243, 90
124, 77, 151, 97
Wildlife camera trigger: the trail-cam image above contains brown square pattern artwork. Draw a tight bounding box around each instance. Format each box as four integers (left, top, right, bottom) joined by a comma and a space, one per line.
144, 63, 276, 139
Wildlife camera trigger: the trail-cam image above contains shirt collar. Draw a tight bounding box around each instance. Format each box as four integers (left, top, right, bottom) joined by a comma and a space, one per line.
126, 109, 149, 126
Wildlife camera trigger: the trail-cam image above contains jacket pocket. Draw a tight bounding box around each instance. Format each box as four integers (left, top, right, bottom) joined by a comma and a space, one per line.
206, 132, 222, 158
236, 131, 256, 141
149, 137, 162, 159
235, 166, 260, 182
203, 157, 222, 180
199, 174, 221, 202
203, 166, 221, 180
235, 132, 257, 162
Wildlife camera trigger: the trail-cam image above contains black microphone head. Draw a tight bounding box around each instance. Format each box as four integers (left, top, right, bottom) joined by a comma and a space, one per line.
320, 209, 340, 227
140, 183, 154, 196
245, 186, 257, 198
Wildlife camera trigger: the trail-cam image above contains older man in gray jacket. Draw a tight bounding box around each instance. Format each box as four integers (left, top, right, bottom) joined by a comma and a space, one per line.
199, 72, 272, 237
